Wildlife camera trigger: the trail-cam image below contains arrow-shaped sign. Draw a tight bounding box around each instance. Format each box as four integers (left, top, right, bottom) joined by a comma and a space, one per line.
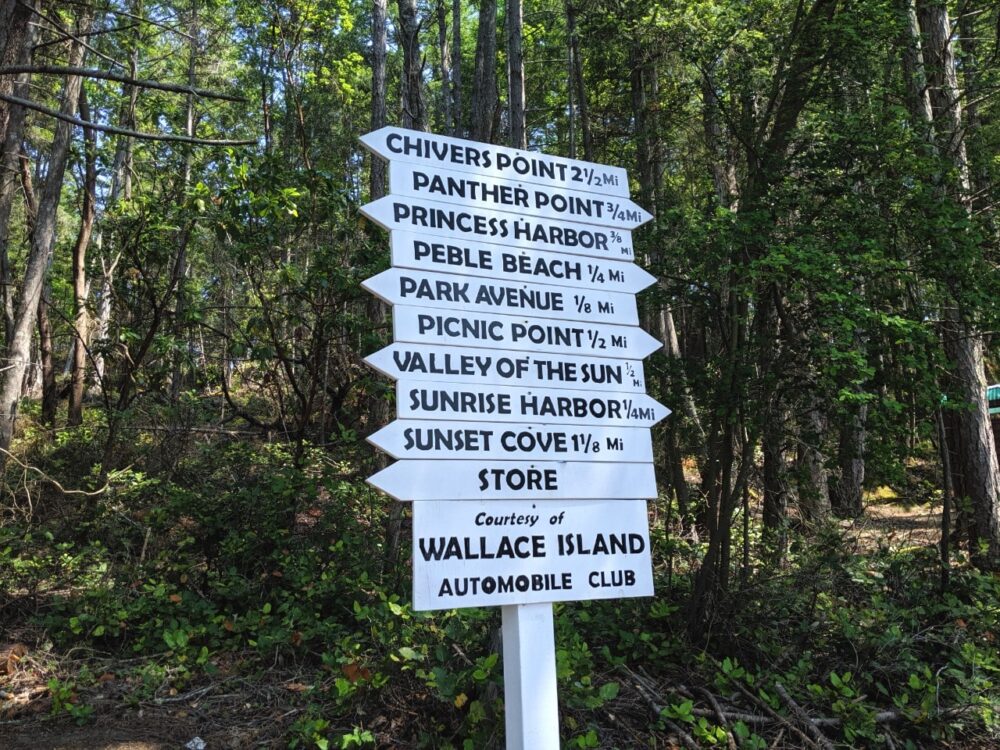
388, 162, 652, 230
360, 126, 631, 198
395, 381, 671, 427
360, 196, 635, 262
365, 343, 649, 392
389, 231, 656, 294
363, 267, 639, 325
392, 306, 662, 360
368, 420, 653, 462
367, 459, 657, 500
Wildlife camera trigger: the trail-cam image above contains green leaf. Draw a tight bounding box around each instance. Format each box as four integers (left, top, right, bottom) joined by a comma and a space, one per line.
598, 682, 620, 701
398, 646, 423, 662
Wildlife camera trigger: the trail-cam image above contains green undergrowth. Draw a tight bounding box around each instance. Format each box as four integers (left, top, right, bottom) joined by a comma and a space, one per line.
2, 421, 999, 748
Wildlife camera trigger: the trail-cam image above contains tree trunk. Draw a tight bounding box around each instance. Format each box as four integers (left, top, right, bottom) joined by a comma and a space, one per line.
170, 5, 200, 403
915, 0, 1000, 567
91, 250, 119, 391
370, 0, 388, 197
831, 405, 867, 518
37, 282, 56, 427
0, 0, 32, 143
68, 87, 97, 426
565, 1, 592, 160
397, 0, 425, 131
437, 0, 452, 134
0, 1, 36, 347
505, 0, 525, 149
762, 403, 789, 559
797, 403, 832, 524
451, 0, 463, 136
0, 8, 91, 455
470, 0, 497, 142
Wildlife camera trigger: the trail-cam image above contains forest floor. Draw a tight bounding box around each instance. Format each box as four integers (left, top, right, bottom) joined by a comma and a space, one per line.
0, 495, 950, 750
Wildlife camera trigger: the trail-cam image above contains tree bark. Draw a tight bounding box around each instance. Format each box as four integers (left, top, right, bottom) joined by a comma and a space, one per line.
470, 0, 497, 142
797, 403, 832, 523
915, 0, 1000, 567
0, 1, 36, 347
436, 0, 452, 134
762, 403, 789, 559
170, 3, 199, 403
397, 0, 425, 131
370, 0, 387, 198
565, 1, 592, 160
68, 87, 97, 426
831, 405, 867, 518
37, 281, 56, 426
0, 8, 91, 455
451, 0, 462, 136
505, 0, 525, 148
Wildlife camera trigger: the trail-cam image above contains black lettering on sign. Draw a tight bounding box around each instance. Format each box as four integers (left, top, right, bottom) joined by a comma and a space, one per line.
477, 467, 559, 491
403, 427, 492, 451
413, 240, 493, 270
417, 535, 545, 561
588, 570, 636, 588
417, 315, 507, 342
501, 253, 582, 281
436, 572, 573, 597
412, 171, 530, 208
408, 388, 513, 416
386, 132, 492, 168
391, 350, 492, 376
556, 533, 646, 556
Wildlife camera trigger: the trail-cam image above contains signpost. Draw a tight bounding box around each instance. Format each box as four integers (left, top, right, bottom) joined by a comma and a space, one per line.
359, 127, 666, 749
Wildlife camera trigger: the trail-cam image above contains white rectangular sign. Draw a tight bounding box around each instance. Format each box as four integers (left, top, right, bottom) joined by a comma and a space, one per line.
392, 306, 661, 360
388, 162, 651, 230
360, 126, 631, 198
360, 196, 635, 261
396, 382, 671, 427
363, 267, 639, 325
368, 420, 653, 462
412, 499, 654, 610
390, 231, 656, 294
365, 343, 649, 392
367, 459, 657, 501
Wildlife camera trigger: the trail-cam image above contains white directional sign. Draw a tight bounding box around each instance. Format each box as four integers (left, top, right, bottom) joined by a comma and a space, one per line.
367, 459, 657, 501
360, 126, 664, 748
392, 306, 662, 360
389, 162, 652, 230
368, 420, 653, 462
363, 267, 639, 325
390, 231, 656, 294
396, 382, 671, 427
412, 499, 654, 609
360, 196, 635, 261
360, 126, 631, 198
365, 343, 649, 392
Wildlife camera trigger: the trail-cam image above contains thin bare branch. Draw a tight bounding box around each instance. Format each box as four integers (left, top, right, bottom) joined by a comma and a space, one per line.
0, 92, 255, 146
0, 65, 246, 102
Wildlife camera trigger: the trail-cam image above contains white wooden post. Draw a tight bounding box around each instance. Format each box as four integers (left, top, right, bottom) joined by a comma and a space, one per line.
502, 602, 560, 749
